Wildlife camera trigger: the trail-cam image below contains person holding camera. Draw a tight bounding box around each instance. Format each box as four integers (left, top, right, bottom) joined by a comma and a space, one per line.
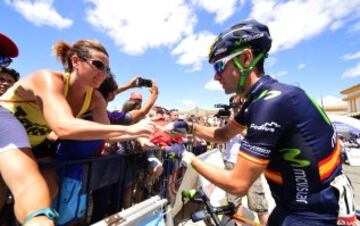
166, 19, 356, 225
106, 76, 157, 125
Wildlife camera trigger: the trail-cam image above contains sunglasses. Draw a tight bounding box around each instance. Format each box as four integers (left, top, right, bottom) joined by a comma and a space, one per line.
213, 50, 245, 74
0, 56, 12, 68
81, 57, 110, 74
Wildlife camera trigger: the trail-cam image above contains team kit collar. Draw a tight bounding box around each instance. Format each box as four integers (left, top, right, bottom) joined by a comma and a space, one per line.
246, 75, 273, 100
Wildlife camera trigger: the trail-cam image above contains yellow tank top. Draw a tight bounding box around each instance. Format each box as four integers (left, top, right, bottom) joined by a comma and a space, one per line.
0, 72, 93, 147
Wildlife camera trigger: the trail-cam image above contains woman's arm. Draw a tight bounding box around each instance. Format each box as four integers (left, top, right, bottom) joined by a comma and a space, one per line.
32, 70, 154, 141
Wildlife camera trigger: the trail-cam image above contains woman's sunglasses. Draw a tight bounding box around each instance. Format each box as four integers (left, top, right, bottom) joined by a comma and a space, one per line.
213, 50, 245, 74
80, 57, 110, 74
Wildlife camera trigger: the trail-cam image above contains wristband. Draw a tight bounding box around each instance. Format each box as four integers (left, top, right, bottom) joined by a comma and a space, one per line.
23, 208, 59, 225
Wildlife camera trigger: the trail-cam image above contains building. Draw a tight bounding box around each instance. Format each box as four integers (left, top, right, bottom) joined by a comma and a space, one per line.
320, 96, 348, 115
340, 83, 360, 118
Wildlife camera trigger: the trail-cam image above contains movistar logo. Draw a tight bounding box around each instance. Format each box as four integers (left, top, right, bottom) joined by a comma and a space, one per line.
280, 148, 310, 168
255, 90, 281, 101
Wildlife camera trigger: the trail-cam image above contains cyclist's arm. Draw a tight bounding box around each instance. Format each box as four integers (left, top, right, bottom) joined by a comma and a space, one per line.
191, 153, 266, 196
192, 118, 246, 143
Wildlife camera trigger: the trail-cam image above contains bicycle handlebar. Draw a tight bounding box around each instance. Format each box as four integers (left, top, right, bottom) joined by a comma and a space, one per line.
182, 188, 262, 226
181, 188, 229, 226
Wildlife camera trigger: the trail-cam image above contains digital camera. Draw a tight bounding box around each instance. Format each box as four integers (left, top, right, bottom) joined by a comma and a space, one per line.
136, 77, 152, 87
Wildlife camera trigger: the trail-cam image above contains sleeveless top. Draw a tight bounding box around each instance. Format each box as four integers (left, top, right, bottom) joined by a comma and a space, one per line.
0, 72, 93, 147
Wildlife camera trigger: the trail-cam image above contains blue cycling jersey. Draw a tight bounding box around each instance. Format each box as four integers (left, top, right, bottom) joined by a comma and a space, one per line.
233, 75, 342, 219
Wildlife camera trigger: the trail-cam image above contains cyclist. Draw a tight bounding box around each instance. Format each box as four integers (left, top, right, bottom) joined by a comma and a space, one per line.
167, 19, 356, 225
0, 39, 155, 225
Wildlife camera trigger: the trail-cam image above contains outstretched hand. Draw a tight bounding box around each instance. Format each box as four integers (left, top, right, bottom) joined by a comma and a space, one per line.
163, 121, 191, 136
137, 137, 157, 151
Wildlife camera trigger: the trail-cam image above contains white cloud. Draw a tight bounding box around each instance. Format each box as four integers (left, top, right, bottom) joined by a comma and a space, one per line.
5, 0, 73, 29
317, 95, 347, 107
298, 63, 306, 70
171, 31, 216, 71
182, 99, 197, 106
191, 0, 242, 23
250, 0, 360, 53
204, 80, 222, 91
341, 62, 360, 78
273, 70, 288, 77
84, 0, 196, 55
342, 51, 360, 61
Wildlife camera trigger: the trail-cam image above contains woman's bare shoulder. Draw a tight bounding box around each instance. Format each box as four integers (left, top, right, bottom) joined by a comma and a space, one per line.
28, 69, 62, 83
27, 69, 65, 93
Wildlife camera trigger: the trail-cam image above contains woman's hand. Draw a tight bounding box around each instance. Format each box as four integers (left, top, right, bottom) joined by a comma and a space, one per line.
128, 119, 156, 136
137, 137, 156, 151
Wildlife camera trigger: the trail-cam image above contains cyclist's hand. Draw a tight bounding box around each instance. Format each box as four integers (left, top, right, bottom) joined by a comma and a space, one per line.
181, 150, 195, 167
164, 121, 191, 135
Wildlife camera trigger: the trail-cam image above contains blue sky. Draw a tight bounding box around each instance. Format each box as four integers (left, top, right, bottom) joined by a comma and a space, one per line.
1, 0, 360, 111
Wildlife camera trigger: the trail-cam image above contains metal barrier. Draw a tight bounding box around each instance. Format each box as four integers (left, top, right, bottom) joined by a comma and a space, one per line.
0, 147, 187, 225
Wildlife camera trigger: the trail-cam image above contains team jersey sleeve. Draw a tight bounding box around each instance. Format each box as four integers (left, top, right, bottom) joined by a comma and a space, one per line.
235, 94, 293, 165
108, 111, 133, 125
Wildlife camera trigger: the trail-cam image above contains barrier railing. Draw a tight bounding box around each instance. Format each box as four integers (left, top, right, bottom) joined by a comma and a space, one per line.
0, 148, 186, 225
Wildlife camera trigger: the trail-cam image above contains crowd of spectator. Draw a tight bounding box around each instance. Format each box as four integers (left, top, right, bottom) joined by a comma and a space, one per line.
0, 33, 227, 225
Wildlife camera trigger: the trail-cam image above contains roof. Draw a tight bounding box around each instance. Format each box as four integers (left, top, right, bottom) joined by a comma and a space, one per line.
340, 83, 360, 95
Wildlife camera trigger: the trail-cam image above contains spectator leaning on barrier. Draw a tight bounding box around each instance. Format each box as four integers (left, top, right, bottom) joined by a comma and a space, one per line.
166, 19, 356, 225
96, 75, 162, 210
0, 39, 155, 226
121, 87, 163, 203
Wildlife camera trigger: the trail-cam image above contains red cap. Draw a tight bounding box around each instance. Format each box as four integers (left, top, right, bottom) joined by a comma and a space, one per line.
130, 92, 142, 101
0, 33, 19, 58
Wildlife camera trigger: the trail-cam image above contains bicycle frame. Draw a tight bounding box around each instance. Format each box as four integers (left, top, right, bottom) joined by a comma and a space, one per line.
182, 188, 261, 226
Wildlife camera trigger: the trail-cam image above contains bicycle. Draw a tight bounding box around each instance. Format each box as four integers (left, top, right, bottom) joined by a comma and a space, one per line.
181, 188, 261, 226
182, 188, 360, 226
